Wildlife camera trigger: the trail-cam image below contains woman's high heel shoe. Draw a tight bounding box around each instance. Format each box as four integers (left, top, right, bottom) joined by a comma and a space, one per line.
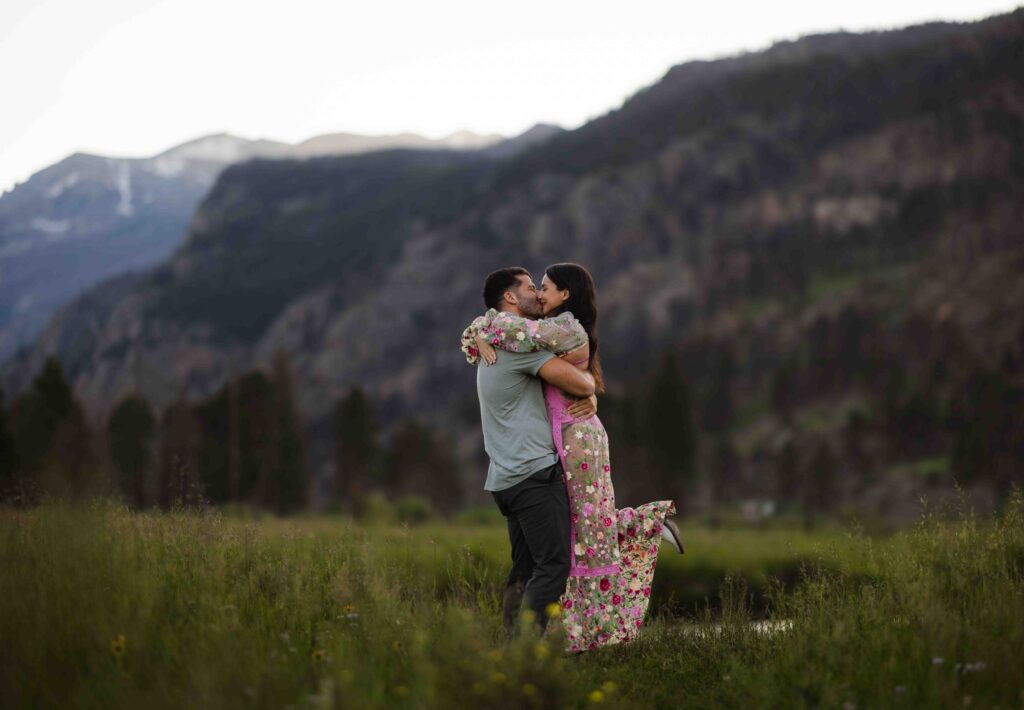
660, 518, 685, 554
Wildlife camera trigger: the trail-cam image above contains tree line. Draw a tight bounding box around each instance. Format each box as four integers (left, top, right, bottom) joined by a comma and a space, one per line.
0, 351, 463, 517
2, 321, 1020, 526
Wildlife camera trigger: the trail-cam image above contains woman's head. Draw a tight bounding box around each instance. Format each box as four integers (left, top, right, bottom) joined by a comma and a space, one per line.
539, 263, 593, 320
540, 262, 604, 393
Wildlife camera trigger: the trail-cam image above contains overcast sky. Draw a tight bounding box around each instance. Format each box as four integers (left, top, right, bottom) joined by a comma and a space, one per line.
0, 0, 1017, 193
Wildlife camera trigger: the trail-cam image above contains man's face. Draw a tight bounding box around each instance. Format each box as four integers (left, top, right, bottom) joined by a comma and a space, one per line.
511, 275, 543, 318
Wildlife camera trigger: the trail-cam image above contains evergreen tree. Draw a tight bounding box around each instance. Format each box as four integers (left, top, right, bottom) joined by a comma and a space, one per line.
12, 356, 78, 476
158, 395, 204, 510
836, 304, 866, 377
385, 420, 463, 516
107, 395, 156, 508
709, 432, 742, 507
770, 356, 799, 423
0, 387, 18, 502
801, 437, 837, 531
775, 434, 800, 508
11, 357, 96, 501
334, 386, 378, 515
268, 350, 309, 514
703, 343, 736, 433
949, 366, 1023, 501
646, 352, 698, 509
842, 408, 875, 494
193, 371, 274, 505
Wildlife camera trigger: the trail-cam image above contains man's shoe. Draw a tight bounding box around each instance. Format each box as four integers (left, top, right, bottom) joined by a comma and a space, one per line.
660, 518, 685, 554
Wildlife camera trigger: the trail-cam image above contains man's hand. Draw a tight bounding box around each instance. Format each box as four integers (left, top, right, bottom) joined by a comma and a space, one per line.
567, 394, 598, 419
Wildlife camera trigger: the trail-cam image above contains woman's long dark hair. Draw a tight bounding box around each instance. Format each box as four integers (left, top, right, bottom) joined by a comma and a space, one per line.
545, 263, 604, 394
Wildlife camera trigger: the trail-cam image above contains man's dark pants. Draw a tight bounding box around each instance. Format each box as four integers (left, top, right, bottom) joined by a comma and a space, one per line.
491, 459, 570, 633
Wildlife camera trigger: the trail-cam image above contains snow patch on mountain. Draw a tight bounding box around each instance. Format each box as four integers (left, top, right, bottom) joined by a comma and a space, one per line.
30, 218, 71, 234
45, 172, 80, 198
112, 160, 134, 217
162, 134, 250, 163
150, 155, 186, 178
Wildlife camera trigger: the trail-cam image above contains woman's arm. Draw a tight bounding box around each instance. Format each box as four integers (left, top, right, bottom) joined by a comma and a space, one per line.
483, 311, 588, 355
460, 309, 500, 364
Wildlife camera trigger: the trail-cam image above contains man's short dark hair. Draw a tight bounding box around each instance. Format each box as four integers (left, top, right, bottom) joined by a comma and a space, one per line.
483, 267, 530, 310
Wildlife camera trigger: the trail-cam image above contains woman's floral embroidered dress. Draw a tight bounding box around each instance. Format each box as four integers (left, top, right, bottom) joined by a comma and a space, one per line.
462, 309, 676, 653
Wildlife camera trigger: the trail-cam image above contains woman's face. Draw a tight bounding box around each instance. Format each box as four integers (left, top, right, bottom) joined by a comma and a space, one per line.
538, 273, 569, 315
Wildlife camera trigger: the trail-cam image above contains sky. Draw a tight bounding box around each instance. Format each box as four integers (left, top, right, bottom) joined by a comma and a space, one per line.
0, 0, 1018, 194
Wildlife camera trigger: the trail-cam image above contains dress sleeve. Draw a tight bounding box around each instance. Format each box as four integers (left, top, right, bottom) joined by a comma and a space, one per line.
483, 311, 588, 355
460, 308, 500, 365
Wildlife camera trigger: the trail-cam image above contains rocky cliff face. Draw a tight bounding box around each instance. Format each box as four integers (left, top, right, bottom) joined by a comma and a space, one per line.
4, 10, 1022, 498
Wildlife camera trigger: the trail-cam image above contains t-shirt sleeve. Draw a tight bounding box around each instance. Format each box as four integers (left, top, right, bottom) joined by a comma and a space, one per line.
515, 350, 556, 377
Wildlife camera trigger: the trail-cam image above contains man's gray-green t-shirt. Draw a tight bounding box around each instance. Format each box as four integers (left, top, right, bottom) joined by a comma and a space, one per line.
477, 349, 558, 492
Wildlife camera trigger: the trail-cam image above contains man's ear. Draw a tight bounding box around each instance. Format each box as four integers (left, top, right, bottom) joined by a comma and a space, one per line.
503, 290, 518, 305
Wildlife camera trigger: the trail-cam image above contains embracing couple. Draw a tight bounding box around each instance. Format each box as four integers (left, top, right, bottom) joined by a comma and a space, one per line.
460, 263, 684, 654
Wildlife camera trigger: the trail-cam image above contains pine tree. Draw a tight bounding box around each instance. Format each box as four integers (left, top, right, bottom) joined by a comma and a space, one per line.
334, 386, 378, 515
801, 437, 837, 531
709, 432, 742, 507
268, 350, 309, 515
12, 356, 96, 501
703, 344, 736, 433
0, 387, 18, 502
193, 371, 274, 506
107, 395, 157, 508
385, 419, 463, 516
158, 394, 204, 510
770, 356, 799, 423
775, 434, 800, 510
12, 356, 78, 476
646, 352, 698, 510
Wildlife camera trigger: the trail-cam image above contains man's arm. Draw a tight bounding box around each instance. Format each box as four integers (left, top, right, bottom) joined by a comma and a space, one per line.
567, 394, 598, 418
537, 357, 596, 397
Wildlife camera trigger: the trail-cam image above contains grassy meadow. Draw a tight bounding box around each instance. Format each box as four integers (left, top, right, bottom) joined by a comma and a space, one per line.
2, 493, 1022, 709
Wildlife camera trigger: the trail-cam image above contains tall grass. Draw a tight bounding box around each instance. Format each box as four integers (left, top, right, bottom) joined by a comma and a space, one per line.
1, 491, 1021, 708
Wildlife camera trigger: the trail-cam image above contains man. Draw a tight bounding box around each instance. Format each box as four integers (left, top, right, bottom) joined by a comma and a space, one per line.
475, 267, 598, 634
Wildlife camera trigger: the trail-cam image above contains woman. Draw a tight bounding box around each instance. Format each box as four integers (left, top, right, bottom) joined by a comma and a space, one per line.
461, 263, 684, 653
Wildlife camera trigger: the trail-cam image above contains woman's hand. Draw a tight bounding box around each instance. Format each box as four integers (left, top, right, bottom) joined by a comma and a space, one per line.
476, 335, 498, 366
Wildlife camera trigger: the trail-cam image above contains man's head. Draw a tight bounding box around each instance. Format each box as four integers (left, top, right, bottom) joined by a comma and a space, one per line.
482, 267, 543, 317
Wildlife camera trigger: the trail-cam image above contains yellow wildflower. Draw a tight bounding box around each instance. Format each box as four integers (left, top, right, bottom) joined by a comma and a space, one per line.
487, 649, 503, 663
311, 649, 324, 662
589, 689, 605, 703
109, 633, 126, 657
545, 602, 561, 618
534, 643, 550, 660
601, 681, 618, 694
393, 641, 403, 652
522, 683, 537, 696
491, 671, 508, 685
521, 608, 537, 624
342, 604, 355, 614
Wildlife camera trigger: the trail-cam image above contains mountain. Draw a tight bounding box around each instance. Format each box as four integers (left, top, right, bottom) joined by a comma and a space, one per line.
4, 10, 1022, 509
287, 129, 504, 158
0, 127, 552, 363
481, 123, 564, 159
